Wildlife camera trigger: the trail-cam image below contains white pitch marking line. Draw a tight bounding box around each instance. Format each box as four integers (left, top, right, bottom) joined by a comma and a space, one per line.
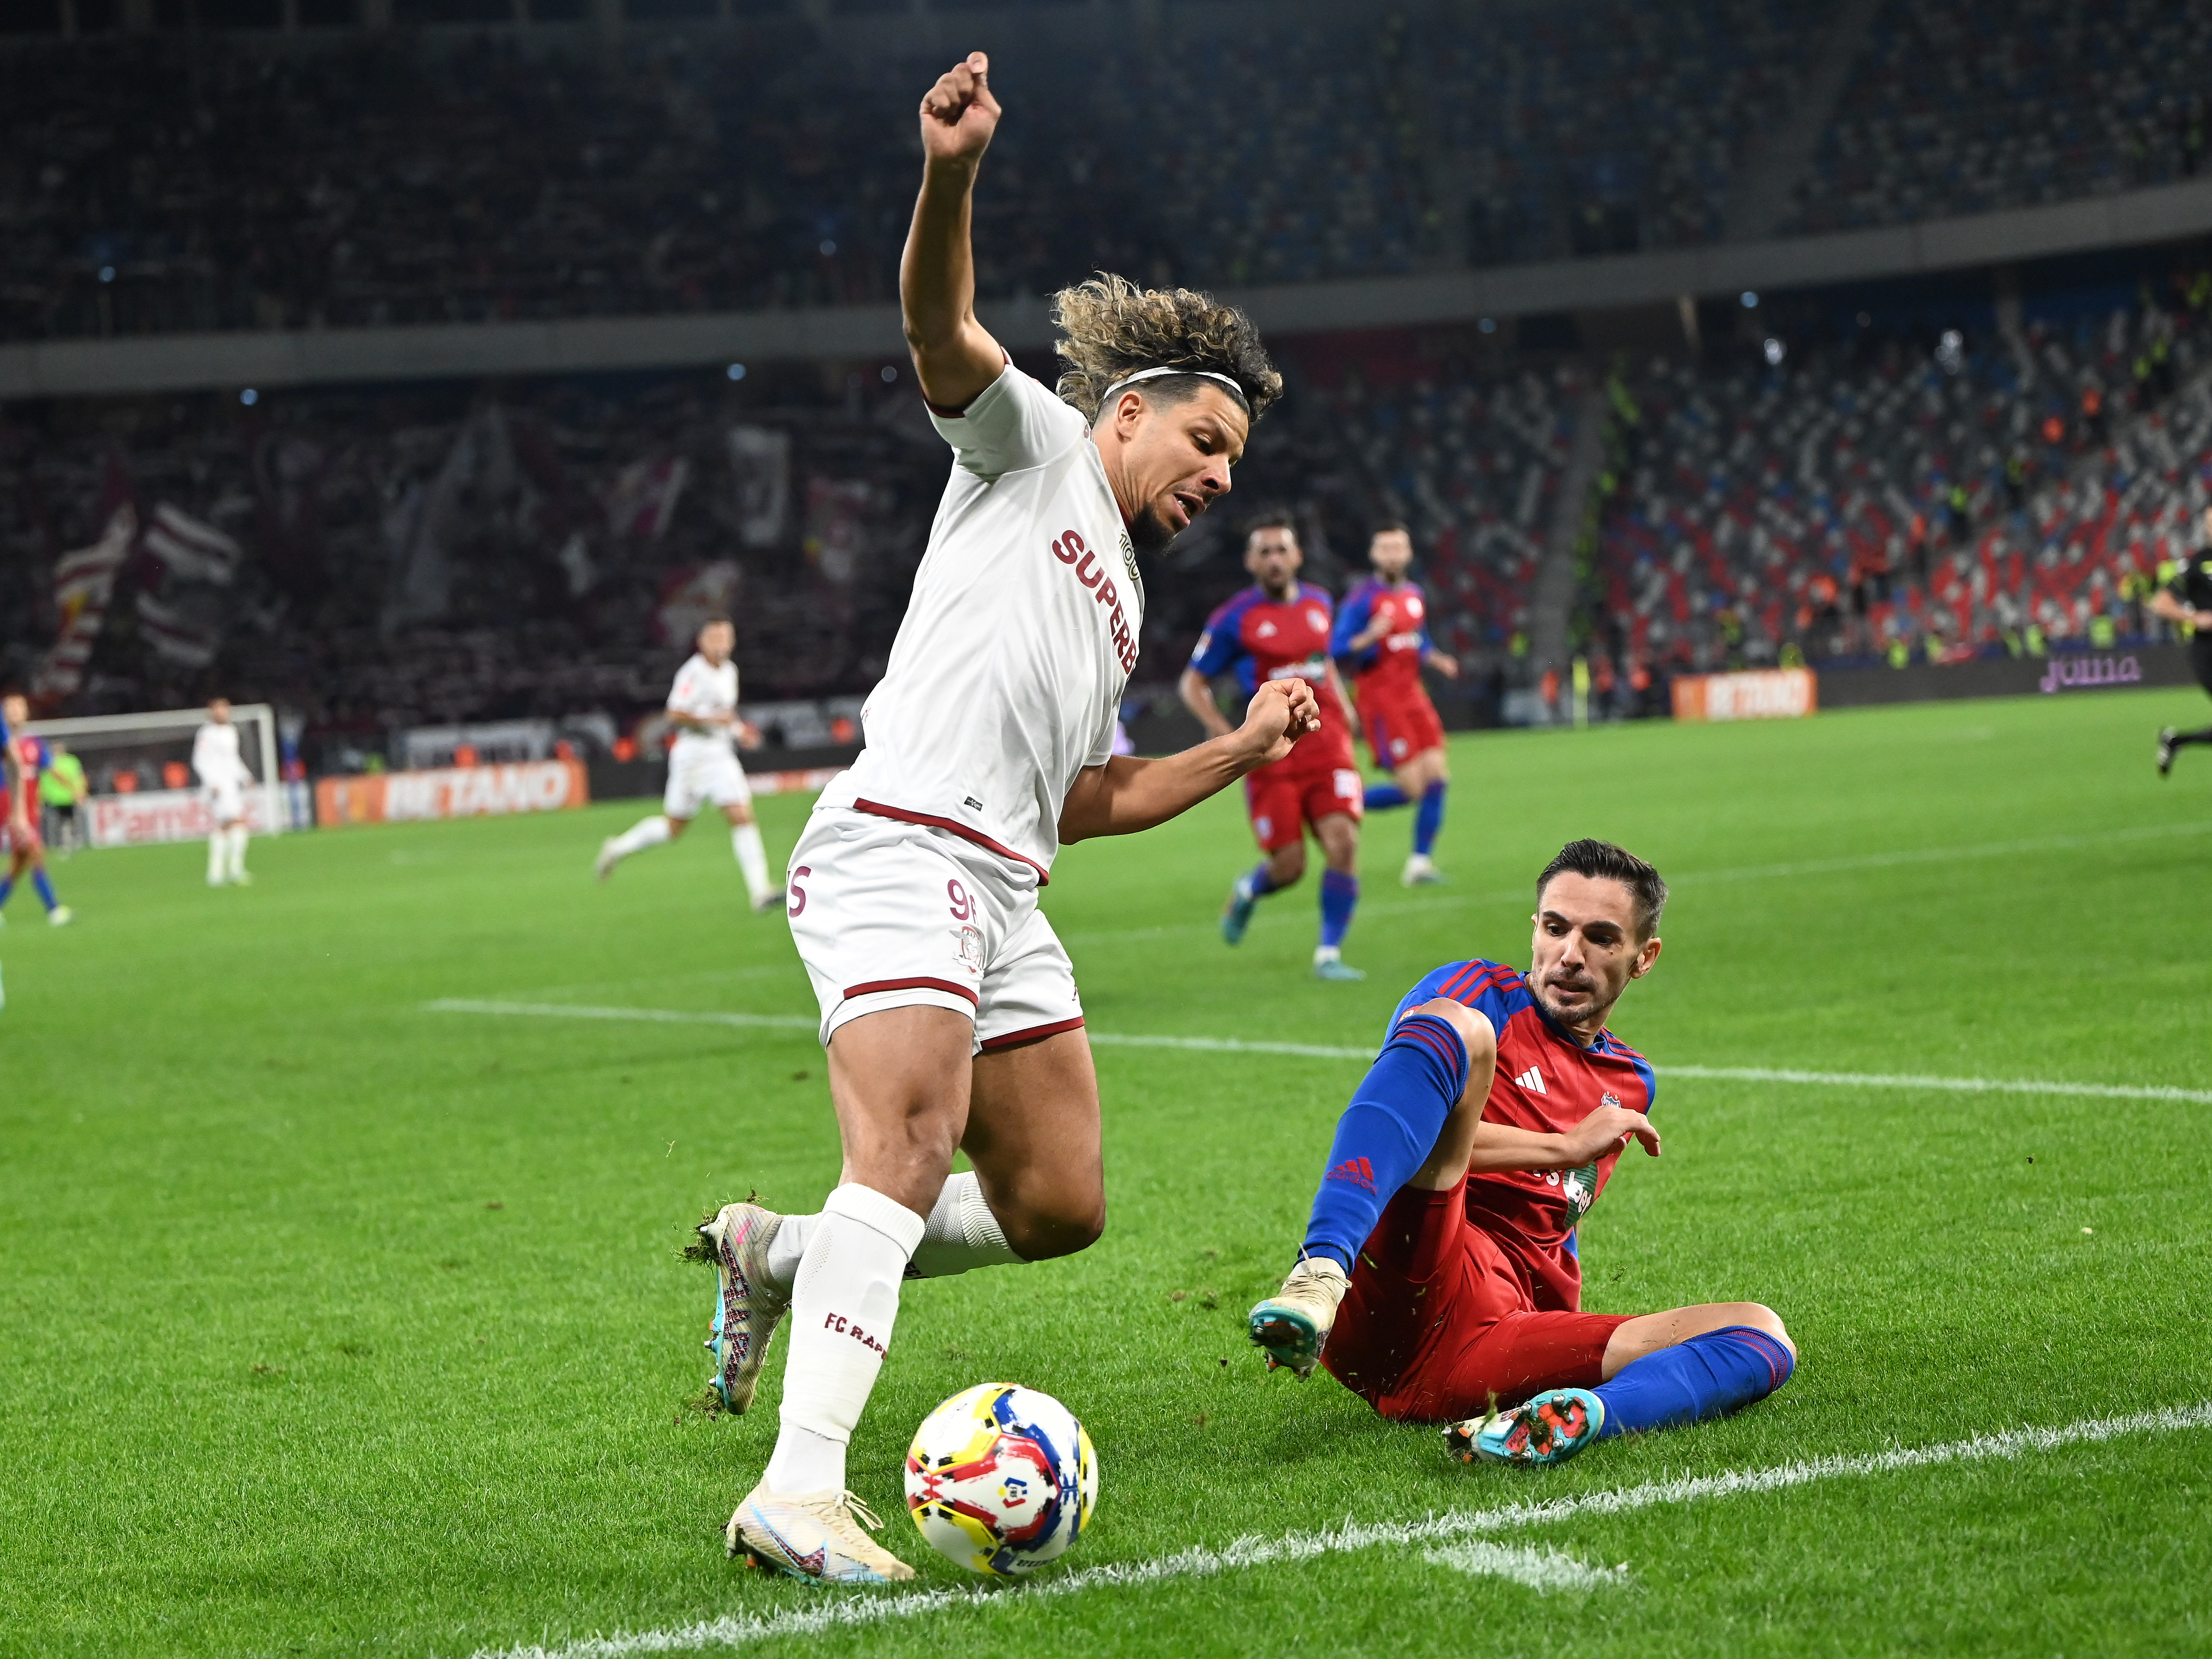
421, 1001, 2212, 1105
1423, 1540, 1630, 1592
461, 1401, 2212, 1659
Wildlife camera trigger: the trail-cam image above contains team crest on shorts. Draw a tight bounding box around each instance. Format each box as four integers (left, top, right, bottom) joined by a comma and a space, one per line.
953, 924, 985, 975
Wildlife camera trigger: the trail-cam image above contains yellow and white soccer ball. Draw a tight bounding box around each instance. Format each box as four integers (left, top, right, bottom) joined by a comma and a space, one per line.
903, 1382, 1098, 1575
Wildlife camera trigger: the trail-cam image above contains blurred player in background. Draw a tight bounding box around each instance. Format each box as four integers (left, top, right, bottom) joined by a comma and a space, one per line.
193, 698, 256, 887
695, 51, 1314, 1587
1334, 520, 1458, 885
39, 740, 87, 855
0, 693, 72, 926
2154, 509, 2212, 775
1180, 516, 1367, 980
595, 616, 778, 911
1247, 839, 1793, 1467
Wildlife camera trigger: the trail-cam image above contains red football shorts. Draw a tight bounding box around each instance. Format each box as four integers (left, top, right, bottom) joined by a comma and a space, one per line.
1321, 1185, 1630, 1423
1360, 688, 1446, 769
1244, 726, 1361, 852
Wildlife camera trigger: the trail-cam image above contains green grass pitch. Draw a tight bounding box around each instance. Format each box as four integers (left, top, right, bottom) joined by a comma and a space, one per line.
5, 687, 2211, 1658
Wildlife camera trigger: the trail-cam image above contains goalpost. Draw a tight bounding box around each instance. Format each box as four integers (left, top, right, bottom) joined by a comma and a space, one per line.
23, 704, 288, 850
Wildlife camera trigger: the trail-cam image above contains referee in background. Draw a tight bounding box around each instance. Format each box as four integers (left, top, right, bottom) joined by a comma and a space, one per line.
2154, 507, 2212, 776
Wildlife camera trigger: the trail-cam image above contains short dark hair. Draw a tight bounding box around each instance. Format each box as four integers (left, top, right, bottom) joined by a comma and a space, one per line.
1536, 839, 1667, 939
1244, 511, 1297, 544
697, 614, 733, 630
1370, 518, 1411, 540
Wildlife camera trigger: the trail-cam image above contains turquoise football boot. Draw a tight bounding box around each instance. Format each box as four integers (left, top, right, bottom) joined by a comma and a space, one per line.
1445, 1388, 1606, 1466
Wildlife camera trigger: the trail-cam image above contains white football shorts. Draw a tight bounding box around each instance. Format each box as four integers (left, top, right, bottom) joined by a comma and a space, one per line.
664, 743, 753, 820
786, 806, 1083, 1055
206, 783, 246, 825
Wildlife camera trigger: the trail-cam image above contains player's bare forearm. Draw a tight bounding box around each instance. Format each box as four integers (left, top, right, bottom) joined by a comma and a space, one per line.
1176, 668, 1236, 740
1463, 1106, 1660, 1175
1060, 681, 1320, 842
2152, 589, 2207, 628
902, 54, 1006, 410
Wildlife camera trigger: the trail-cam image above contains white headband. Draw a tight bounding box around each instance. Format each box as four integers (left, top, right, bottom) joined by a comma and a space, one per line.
1098, 366, 1251, 413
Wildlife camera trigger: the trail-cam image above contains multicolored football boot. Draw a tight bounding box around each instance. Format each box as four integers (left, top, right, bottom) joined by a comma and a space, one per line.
1247, 1254, 1348, 1377
689, 1200, 789, 1415
1221, 873, 1260, 945
727, 1484, 915, 1583
1445, 1387, 1606, 1467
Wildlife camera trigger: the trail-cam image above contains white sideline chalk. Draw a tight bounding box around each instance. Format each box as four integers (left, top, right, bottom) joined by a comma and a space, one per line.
1423, 1540, 1630, 1592
461, 1401, 2212, 1659
422, 1000, 2212, 1104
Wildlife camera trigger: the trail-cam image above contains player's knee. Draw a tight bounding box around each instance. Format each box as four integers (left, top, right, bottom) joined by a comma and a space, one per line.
1732, 1302, 1795, 1359
1410, 997, 1495, 1069
1269, 844, 1307, 885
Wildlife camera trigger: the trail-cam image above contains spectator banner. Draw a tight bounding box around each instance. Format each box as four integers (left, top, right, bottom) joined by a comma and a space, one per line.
316, 760, 588, 828
1672, 668, 1818, 723
87, 785, 284, 849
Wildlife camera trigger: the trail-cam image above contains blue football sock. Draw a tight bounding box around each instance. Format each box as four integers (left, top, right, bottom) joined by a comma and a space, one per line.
0, 875, 13, 908
1318, 868, 1358, 948
1364, 781, 1409, 811
1594, 1325, 1796, 1438
1300, 1012, 1469, 1271
1237, 861, 1279, 901
1414, 782, 1447, 856
32, 869, 57, 912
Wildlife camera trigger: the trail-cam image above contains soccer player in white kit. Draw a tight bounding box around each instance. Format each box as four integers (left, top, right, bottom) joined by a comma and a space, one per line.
692, 51, 1321, 1585
594, 617, 779, 912
192, 698, 255, 887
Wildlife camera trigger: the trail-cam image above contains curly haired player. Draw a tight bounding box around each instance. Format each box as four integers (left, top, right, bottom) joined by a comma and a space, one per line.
1248, 839, 1796, 1467
695, 51, 1323, 1585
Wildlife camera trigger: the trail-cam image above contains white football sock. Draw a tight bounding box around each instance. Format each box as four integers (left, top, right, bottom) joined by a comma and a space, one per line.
764, 1210, 814, 1294
764, 1182, 926, 1494
607, 814, 672, 861
730, 822, 772, 904
206, 832, 225, 886
227, 825, 250, 880
908, 1170, 1025, 1279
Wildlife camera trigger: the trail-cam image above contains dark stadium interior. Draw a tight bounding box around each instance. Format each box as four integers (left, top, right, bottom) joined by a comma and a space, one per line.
4, 0, 2212, 772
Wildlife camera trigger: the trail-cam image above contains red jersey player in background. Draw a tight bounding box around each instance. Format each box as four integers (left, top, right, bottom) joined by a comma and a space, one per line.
1247, 838, 1793, 1466
0, 693, 72, 926
1179, 515, 1367, 980
1332, 520, 1458, 887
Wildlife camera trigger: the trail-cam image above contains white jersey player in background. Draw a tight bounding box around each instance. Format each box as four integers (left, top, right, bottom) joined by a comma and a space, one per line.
690, 51, 1319, 1586
595, 617, 779, 911
192, 697, 255, 887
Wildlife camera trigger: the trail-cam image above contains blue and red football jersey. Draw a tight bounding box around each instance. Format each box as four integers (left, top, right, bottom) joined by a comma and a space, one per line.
1331, 576, 1434, 702
1390, 958, 1656, 1266
1188, 582, 1352, 735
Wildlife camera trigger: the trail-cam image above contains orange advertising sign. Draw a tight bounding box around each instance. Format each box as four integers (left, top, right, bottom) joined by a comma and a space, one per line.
316, 759, 589, 828
1671, 667, 1818, 723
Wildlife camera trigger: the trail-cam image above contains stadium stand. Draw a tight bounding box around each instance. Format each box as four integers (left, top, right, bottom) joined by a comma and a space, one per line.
1782, 0, 2212, 235
1595, 272, 2212, 674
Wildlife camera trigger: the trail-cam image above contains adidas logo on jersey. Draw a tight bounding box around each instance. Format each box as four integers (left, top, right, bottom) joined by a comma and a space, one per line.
1515, 1066, 1547, 1095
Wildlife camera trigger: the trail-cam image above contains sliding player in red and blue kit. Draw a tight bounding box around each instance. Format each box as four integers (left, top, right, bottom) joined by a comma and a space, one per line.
0, 692, 71, 927
1332, 521, 1459, 887
1248, 839, 1794, 1466
1177, 515, 1367, 980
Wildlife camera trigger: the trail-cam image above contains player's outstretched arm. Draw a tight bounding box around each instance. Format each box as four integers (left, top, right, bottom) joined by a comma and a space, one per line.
901, 51, 1008, 413
1058, 680, 1320, 842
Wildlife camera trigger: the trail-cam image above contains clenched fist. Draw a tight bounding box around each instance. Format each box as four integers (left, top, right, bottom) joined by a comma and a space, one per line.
919, 51, 1000, 165
1232, 678, 1323, 770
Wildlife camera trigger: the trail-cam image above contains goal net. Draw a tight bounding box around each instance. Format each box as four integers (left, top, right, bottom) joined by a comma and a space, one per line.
23, 704, 288, 850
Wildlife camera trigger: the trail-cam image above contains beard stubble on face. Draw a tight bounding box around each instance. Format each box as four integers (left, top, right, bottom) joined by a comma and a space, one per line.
1128, 498, 1181, 556
1535, 972, 1618, 1034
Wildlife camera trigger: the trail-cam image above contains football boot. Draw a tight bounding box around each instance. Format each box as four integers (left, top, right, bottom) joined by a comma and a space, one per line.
1248, 1253, 1349, 1377
690, 1200, 789, 1414
728, 1485, 915, 1583
1445, 1387, 1606, 1467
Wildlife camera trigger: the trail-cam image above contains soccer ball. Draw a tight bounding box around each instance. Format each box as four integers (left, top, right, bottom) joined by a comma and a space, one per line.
903, 1382, 1098, 1575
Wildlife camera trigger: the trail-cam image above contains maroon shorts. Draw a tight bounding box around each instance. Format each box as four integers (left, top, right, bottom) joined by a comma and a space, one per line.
1244, 728, 1361, 852
1360, 689, 1446, 769
1321, 1186, 1629, 1423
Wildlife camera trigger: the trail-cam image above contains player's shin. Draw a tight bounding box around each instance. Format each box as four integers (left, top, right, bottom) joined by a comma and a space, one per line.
1593, 1325, 1796, 1438
206, 833, 226, 886
31, 868, 58, 913
228, 825, 251, 881
1413, 782, 1446, 856
1299, 1011, 1469, 1271
607, 815, 672, 861
1364, 782, 1409, 810
761, 1182, 927, 1495
1315, 869, 1358, 962
730, 823, 772, 905
906, 1170, 1025, 1278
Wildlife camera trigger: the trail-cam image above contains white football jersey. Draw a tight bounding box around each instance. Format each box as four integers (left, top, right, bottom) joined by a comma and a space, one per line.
667, 652, 741, 756
819, 365, 1140, 880
191, 720, 252, 789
